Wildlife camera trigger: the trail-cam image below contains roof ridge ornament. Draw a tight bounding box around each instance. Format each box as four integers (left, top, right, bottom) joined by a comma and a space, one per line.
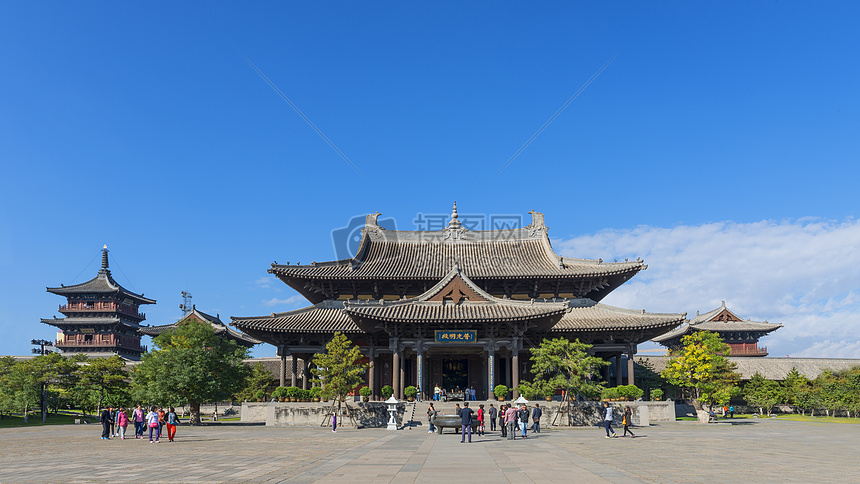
442, 201, 470, 240
99, 245, 110, 275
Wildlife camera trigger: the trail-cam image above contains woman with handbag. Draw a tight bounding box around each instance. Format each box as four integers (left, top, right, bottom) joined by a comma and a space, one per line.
145, 406, 160, 443
622, 406, 636, 438
116, 407, 130, 439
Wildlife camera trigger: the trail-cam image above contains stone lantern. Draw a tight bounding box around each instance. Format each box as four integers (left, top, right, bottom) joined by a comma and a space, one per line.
385, 396, 399, 430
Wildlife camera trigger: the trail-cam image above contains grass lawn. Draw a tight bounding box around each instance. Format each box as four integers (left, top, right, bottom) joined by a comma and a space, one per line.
772, 414, 860, 424
0, 411, 88, 429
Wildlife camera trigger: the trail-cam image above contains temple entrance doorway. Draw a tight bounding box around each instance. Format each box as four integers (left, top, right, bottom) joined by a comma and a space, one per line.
442, 358, 468, 394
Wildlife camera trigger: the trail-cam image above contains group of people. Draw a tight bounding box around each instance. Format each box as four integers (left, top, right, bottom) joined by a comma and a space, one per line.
431, 385, 478, 401
425, 402, 543, 443
99, 404, 181, 443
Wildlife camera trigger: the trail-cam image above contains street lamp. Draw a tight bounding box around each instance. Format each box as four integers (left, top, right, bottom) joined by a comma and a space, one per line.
30, 339, 55, 424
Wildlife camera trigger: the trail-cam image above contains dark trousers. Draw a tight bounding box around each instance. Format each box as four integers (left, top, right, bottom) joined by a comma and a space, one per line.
532, 420, 540, 433
500, 420, 506, 437
460, 424, 472, 442
490, 418, 496, 431
623, 424, 634, 437
605, 420, 615, 437
101, 422, 111, 438
507, 422, 517, 439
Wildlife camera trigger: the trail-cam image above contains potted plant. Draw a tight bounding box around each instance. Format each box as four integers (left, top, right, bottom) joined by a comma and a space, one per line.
494, 384, 508, 401
650, 388, 664, 401
616, 385, 644, 401
601, 387, 619, 401
381, 384, 394, 399
404, 385, 418, 402
360, 386, 372, 402
286, 386, 300, 402
254, 389, 267, 402
310, 386, 322, 402
273, 386, 287, 402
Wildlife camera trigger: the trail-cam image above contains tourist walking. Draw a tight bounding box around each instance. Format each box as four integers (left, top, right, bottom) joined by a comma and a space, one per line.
505, 404, 518, 440
603, 402, 617, 438
729, 405, 735, 418
622, 406, 635, 438
459, 402, 474, 443
499, 404, 507, 438
477, 404, 485, 436
434, 385, 441, 401
427, 403, 437, 433
165, 407, 180, 442
157, 407, 166, 440
99, 405, 114, 440
488, 404, 497, 432
133, 405, 145, 438
146, 406, 160, 443
518, 404, 529, 438
117, 407, 129, 439
531, 403, 542, 433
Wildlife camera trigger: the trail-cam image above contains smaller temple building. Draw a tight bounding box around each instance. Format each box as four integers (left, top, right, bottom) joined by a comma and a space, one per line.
41, 246, 154, 360
140, 305, 260, 348
652, 301, 782, 356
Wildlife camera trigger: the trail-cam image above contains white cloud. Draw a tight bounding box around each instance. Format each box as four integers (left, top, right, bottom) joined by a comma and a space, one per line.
254, 276, 276, 290
262, 295, 305, 308
554, 218, 860, 358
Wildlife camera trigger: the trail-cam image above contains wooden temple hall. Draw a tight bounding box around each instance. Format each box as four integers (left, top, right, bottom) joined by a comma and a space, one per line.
231, 205, 687, 400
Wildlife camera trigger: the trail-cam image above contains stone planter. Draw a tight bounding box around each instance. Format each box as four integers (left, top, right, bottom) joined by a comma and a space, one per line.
278, 398, 285, 402
545, 396, 552, 402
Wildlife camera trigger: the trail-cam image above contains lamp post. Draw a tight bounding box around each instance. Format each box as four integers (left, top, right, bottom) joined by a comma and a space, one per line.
385, 396, 399, 430
31, 339, 55, 424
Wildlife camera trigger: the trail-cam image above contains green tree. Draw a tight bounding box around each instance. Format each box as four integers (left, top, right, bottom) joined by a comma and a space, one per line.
782, 367, 810, 409
131, 319, 251, 423
311, 332, 367, 406
236, 362, 276, 402
661, 331, 741, 413
529, 338, 608, 401
744, 372, 782, 416
0, 354, 78, 422
75, 355, 129, 416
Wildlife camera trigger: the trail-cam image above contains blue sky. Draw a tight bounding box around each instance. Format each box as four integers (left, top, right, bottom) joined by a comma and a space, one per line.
2, 2, 859, 359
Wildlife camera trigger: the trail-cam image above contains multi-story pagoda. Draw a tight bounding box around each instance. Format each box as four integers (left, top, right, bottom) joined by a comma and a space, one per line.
652, 301, 782, 356
140, 305, 260, 348
41, 246, 154, 360
231, 206, 687, 400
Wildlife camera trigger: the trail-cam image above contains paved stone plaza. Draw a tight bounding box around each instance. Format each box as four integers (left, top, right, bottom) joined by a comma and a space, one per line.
0, 420, 857, 483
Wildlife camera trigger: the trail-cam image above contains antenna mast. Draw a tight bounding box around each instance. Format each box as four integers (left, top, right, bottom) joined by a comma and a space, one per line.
180, 291, 193, 316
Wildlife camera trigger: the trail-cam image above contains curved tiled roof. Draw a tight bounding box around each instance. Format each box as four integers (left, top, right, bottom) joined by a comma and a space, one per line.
551, 299, 686, 332
652, 302, 781, 343
269, 211, 644, 281
141, 306, 260, 346
41, 317, 128, 326
47, 272, 156, 305
231, 300, 361, 333
343, 265, 568, 323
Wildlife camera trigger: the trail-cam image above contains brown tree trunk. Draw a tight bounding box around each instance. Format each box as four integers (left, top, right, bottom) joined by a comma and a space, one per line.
189, 401, 201, 425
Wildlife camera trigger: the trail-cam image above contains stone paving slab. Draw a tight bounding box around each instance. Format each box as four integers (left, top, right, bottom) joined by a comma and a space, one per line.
0, 420, 858, 483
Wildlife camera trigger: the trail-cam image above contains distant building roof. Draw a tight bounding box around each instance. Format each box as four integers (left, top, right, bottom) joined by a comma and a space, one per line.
141, 306, 260, 347
636, 355, 860, 380
652, 301, 781, 346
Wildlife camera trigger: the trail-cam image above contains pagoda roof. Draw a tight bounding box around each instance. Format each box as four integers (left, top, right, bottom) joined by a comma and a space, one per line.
140, 306, 260, 346
652, 301, 782, 343
231, 300, 361, 334
41, 317, 136, 327
46, 248, 155, 305
552, 299, 687, 332
343, 265, 568, 325
269, 209, 644, 282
